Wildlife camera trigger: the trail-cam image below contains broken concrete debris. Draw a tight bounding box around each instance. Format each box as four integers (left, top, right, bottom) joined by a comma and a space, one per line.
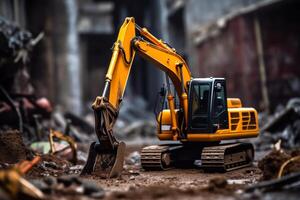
241, 147, 300, 198
0, 17, 52, 145
52, 108, 96, 143
245, 171, 300, 193
0, 15, 110, 197
113, 97, 157, 141
256, 98, 300, 150
125, 151, 141, 166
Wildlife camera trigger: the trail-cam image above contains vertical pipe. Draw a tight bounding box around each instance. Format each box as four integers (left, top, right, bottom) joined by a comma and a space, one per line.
13, 0, 20, 25
102, 81, 110, 98
177, 63, 188, 129
102, 42, 120, 99
254, 16, 270, 113
65, 0, 82, 115
165, 73, 179, 140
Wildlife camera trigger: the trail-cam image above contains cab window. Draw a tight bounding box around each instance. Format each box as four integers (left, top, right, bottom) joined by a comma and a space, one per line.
191, 83, 210, 129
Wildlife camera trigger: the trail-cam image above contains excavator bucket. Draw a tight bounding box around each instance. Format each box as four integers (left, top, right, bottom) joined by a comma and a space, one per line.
81, 141, 125, 178
81, 96, 126, 178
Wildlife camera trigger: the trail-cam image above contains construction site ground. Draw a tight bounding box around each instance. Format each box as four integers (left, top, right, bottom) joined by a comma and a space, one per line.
1, 131, 299, 200
84, 145, 300, 200
79, 145, 263, 199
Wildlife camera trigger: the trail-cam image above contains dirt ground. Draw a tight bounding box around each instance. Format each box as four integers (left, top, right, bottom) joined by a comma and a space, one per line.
1, 139, 299, 200
93, 167, 261, 199
87, 165, 261, 193
0, 139, 273, 200
79, 145, 262, 200
13, 144, 262, 200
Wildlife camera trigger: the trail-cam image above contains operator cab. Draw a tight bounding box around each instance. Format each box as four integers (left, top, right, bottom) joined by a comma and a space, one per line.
188, 78, 229, 133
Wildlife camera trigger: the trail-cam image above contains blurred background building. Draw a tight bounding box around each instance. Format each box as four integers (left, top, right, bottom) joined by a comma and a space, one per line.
0, 0, 299, 115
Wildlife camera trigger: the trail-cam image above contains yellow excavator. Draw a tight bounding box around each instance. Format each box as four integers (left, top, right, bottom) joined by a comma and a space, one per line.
81, 17, 259, 178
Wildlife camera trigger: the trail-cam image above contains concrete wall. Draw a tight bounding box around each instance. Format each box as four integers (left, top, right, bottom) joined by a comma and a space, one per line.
184, 0, 300, 111
195, 16, 261, 108
184, 0, 264, 71
25, 0, 165, 114
26, 0, 82, 115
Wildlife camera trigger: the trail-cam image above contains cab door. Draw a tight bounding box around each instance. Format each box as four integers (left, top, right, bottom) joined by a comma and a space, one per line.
188, 80, 213, 133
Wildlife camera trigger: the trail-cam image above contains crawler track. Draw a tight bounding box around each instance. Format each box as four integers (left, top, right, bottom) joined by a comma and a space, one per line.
201, 143, 254, 171
141, 142, 254, 171
141, 145, 183, 170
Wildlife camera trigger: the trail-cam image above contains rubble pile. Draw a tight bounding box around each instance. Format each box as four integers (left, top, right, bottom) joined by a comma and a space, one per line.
0, 17, 95, 145
0, 17, 103, 200
258, 149, 300, 181
0, 16, 35, 82
256, 98, 300, 150
0, 17, 52, 144
26, 154, 72, 178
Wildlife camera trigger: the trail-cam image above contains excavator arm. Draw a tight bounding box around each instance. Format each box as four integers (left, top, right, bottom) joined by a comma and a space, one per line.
103, 18, 191, 109
81, 17, 192, 177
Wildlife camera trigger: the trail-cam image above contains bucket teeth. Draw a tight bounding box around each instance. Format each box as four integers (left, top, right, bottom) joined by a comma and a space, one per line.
109, 142, 126, 178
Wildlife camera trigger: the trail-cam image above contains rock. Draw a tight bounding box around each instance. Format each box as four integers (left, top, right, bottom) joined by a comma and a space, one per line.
69, 165, 84, 174
82, 180, 105, 198
126, 151, 141, 165
43, 176, 57, 186
43, 161, 62, 170
57, 175, 82, 187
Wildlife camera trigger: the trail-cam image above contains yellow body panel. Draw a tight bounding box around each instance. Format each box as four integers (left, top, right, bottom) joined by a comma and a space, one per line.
157, 103, 259, 142
227, 98, 242, 108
